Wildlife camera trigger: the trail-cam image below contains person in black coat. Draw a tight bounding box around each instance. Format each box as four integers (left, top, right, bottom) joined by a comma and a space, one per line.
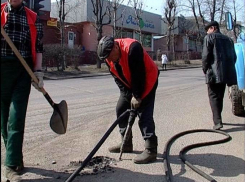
202, 21, 237, 130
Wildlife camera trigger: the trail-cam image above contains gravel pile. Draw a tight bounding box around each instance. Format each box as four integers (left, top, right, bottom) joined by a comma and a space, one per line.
69, 156, 117, 176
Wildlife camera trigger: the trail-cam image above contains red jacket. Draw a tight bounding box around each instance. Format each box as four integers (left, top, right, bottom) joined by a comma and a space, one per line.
1, 2, 37, 65
106, 38, 158, 99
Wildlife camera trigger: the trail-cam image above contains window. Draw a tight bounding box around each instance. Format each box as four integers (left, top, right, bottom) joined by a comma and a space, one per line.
142, 34, 151, 47
135, 32, 152, 47
121, 30, 133, 38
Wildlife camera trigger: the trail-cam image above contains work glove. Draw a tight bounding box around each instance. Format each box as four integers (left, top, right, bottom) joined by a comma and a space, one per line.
32, 71, 44, 92
131, 97, 142, 109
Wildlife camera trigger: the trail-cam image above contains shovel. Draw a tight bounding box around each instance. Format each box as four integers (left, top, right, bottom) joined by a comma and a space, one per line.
1, 27, 68, 134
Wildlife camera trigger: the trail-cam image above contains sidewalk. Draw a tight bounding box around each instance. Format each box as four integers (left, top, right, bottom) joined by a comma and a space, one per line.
44, 60, 202, 80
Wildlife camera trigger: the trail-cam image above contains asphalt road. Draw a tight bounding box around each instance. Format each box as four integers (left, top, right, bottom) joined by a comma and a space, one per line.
1, 67, 245, 182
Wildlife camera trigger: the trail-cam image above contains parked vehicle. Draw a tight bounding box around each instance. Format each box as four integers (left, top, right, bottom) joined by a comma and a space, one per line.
225, 12, 245, 116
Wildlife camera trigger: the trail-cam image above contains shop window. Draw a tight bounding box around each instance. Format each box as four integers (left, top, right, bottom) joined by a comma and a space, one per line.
122, 30, 133, 38
135, 32, 152, 47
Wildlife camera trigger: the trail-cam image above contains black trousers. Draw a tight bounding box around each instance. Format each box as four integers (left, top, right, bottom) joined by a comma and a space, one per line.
207, 83, 226, 125
116, 80, 158, 140
162, 64, 166, 70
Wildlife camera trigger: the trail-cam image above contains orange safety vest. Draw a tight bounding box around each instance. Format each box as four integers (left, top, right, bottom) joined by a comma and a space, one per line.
1, 2, 37, 65
106, 38, 158, 99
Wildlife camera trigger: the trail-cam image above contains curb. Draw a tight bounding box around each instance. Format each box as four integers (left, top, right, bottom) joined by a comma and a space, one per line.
44, 65, 202, 80
44, 72, 110, 80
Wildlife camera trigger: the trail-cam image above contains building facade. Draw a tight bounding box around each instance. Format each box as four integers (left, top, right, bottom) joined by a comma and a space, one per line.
154, 16, 205, 61
1, 0, 204, 64
50, 0, 162, 53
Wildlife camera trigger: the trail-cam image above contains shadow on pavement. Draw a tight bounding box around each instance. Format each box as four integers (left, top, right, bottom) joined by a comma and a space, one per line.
168, 153, 245, 180
222, 122, 245, 133
19, 165, 195, 182
18, 148, 245, 181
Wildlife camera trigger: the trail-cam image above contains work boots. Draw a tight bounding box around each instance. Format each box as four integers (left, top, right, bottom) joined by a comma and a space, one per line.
3, 166, 22, 182
108, 134, 133, 153
134, 136, 158, 164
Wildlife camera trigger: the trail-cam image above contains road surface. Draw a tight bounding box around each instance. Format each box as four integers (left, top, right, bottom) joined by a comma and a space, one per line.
1, 68, 244, 182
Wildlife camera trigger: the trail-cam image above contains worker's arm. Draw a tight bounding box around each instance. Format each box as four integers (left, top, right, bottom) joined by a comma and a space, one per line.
128, 41, 145, 99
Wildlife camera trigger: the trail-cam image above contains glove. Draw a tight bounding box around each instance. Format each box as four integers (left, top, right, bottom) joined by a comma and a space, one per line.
131, 97, 142, 109
32, 71, 44, 92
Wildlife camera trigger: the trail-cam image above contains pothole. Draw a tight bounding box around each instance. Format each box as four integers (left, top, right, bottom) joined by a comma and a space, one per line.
69, 156, 117, 176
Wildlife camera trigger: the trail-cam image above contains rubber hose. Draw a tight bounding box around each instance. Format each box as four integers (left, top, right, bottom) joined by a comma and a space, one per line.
163, 129, 232, 182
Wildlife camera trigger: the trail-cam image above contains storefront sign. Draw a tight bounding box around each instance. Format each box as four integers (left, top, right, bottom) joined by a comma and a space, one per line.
126, 15, 155, 29
47, 18, 57, 27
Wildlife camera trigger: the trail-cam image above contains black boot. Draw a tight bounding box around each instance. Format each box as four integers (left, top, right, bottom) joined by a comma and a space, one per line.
108, 133, 133, 153
134, 136, 158, 164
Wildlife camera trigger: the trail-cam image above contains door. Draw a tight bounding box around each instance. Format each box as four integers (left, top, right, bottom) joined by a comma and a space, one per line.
68, 31, 74, 48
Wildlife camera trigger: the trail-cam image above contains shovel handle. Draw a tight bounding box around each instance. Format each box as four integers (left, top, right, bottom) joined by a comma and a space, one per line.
1, 27, 54, 101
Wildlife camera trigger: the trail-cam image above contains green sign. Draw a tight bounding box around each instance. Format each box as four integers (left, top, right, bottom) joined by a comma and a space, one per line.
139, 18, 144, 29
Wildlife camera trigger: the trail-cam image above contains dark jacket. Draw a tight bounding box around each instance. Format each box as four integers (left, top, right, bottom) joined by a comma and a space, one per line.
202, 31, 237, 86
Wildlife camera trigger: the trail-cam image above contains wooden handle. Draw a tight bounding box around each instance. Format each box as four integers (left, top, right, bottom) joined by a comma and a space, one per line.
1, 27, 47, 95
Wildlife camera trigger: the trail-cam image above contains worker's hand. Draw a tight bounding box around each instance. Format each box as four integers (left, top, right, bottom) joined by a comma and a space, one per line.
131, 97, 142, 109
32, 71, 44, 92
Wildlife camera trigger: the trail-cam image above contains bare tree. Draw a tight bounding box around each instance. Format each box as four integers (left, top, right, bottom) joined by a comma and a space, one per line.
195, 0, 227, 25
128, 0, 144, 43
178, 16, 197, 61
179, 0, 231, 41
54, 0, 82, 70
109, 0, 125, 37
219, 0, 226, 25
179, 0, 203, 42
118, 0, 132, 38
162, 0, 178, 58
91, 0, 112, 68
196, 0, 205, 26
58, 0, 66, 70
229, 0, 244, 42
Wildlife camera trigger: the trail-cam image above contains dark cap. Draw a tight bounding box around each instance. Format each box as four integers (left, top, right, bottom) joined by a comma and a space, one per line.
97, 36, 114, 60
205, 21, 219, 31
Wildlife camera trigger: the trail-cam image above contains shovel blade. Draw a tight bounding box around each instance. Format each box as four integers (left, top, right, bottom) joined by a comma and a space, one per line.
50, 100, 68, 134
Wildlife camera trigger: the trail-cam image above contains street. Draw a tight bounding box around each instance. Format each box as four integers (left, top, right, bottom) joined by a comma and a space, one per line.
1, 67, 245, 182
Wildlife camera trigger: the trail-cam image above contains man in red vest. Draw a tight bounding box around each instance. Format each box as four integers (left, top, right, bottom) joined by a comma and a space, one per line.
1, 0, 44, 181
97, 36, 159, 164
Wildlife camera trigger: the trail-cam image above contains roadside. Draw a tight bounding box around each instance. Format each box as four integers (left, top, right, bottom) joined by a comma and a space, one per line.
44, 59, 202, 80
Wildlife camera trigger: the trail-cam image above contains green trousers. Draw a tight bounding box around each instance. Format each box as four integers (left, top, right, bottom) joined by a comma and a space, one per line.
1, 56, 32, 167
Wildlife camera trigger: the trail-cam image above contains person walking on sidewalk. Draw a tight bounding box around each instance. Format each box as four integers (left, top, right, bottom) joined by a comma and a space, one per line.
1, 0, 44, 181
161, 53, 168, 70
97, 36, 159, 164
202, 21, 237, 130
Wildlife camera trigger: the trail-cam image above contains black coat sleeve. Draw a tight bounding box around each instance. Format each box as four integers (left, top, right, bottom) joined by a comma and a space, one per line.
128, 41, 145, 99
202, 35, 214, 74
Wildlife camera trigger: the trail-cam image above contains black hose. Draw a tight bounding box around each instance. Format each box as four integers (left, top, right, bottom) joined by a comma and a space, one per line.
65, 109, 130, 182
163, 129, 232, 182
